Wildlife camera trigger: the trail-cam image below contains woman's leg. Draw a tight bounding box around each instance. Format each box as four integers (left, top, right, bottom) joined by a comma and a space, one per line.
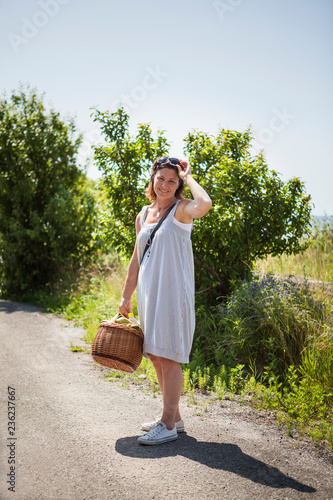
149, 354, 183, 429
150, 355, 164, 393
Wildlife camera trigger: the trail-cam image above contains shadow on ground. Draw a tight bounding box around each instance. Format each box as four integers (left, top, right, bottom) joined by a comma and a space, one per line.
0, 300, 42, 315
115, 433, 316, 493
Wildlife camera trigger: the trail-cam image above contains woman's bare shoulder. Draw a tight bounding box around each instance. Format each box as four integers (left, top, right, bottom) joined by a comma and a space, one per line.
175, 199, 193, 224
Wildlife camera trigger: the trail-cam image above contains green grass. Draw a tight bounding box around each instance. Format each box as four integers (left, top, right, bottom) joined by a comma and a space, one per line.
23, 253, 134, 344
256, 216, 333, 283
58, 257, 133, 345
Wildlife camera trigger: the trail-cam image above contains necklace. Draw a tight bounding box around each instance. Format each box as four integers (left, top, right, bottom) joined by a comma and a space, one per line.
156, 200, 175, 218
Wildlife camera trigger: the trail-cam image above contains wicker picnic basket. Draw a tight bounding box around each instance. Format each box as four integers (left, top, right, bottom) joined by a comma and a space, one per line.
92, 314, 144, 373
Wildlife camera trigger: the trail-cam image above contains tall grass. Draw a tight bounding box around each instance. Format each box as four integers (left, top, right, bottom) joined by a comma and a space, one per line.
216, 276, 330, 378
256, 216, 333, 282
22, 253, 132, 344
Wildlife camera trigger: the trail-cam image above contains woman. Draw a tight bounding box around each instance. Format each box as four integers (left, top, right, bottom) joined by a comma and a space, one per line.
119, 156, 212, 445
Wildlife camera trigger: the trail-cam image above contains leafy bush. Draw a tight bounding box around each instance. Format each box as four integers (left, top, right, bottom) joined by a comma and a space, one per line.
0, 85, 98, 296
212, 276, 328, 376
193, 275, 332, 379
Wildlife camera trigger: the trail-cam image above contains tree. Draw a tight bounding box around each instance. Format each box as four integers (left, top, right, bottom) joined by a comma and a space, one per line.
0, 85, 97, 296
93, 108, 312, 302
184, 128, 312, 299
92, 107, 169, 255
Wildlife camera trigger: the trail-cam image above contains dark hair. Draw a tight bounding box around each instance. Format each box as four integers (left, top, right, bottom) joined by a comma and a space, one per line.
144, 157, 185, 202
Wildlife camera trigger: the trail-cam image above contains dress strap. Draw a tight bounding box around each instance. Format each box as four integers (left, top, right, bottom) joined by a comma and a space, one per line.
171, 200, 193, 232
171, 199, 181, 215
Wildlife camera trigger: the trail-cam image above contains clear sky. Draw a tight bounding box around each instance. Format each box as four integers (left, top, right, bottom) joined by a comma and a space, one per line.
1, 0, 332, 215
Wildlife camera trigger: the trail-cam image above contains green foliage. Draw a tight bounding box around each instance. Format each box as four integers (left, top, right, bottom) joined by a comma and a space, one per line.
92, 107, 169, 256
251, 366, 333, 449
0, 84, 98, 296
51, 253, 130, 345
300, 339, 333, 402
211, 276, 328, 377
279, 366, 329, 420
184, 128, 312, 298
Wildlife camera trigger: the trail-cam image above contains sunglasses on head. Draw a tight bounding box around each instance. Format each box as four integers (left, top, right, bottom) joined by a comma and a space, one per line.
157, 157, 180, 165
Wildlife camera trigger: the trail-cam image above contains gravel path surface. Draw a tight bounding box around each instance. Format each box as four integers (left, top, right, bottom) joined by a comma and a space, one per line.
0, 299, 332, 500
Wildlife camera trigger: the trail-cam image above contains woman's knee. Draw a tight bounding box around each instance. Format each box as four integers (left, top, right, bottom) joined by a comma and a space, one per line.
148, 353, 162, 367
159, 357, 180, 372
148, 354, 179, 372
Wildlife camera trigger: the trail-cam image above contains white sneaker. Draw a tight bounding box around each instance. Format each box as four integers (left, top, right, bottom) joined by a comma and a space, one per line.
141, 418, 185, 433
138, 421, 178, 445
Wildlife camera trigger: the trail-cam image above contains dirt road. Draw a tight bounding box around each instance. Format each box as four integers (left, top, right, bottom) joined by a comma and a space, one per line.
0, 299, 332, 500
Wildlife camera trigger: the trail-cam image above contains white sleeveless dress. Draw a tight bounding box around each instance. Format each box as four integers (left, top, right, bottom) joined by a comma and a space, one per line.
136, 200, 195, 363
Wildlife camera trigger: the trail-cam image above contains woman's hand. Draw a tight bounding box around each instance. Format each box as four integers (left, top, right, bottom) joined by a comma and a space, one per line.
177, 160, 192, 184
119, 297, 131, 318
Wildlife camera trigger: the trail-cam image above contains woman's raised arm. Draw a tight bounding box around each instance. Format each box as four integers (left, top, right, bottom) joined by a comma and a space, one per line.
175, 161, 212, 223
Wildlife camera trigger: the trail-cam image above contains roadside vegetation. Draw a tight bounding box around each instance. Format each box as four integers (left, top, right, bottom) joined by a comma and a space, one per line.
24, 220, 333, 452
1, 85, 332, 453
